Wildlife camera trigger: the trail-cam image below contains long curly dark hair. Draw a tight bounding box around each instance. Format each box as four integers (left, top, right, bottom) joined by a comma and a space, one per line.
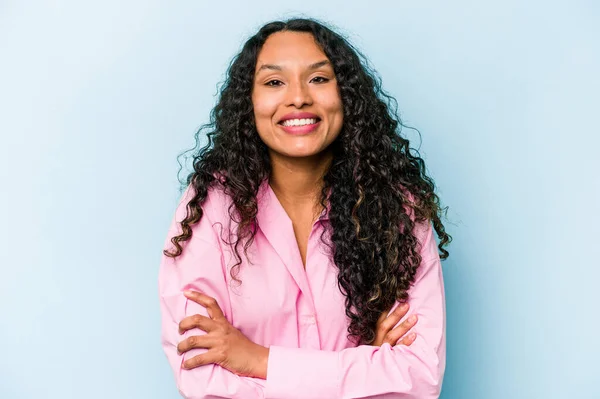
164, 17, 452, 345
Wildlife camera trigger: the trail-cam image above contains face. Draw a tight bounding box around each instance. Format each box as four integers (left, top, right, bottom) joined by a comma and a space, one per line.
252, 31, 344, 159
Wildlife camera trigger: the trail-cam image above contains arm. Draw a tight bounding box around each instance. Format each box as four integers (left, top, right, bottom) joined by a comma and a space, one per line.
265, 220, 446, 399
158, 186, 266, 399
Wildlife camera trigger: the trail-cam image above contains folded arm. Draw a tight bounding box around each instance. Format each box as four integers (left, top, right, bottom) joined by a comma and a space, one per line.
158, 187, 266, 399
265, 220, 446, 399
160, 187, 446, 399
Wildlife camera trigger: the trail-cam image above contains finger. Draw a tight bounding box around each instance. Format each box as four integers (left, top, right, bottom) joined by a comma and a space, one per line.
182, 349, 221, 369
184, 290, 225, 320
396, 332, 417, 347
179, 313, 215, 334
385, 314, 418, 345
390, 302, 410, 321
377, 305, 392, 324
377, 301, 404, 324
378, 302, 409, 333
177, 334, 220, 355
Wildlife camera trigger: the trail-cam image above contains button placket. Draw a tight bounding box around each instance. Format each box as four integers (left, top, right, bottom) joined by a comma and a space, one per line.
300, 314, 316, 325
306, 323, 320, 349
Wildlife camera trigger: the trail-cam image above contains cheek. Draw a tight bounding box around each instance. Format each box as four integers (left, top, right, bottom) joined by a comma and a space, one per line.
325, 100, 344, 134
252, 94, 279, 145
318, 91, 343, 118
252, 91, 278, 121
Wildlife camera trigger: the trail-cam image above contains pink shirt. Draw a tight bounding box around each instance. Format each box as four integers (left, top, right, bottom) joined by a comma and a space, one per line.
159, 179, 446, 399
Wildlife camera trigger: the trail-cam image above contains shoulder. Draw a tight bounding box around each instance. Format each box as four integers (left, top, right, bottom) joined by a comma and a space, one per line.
396, 184, 435, 255
178, 180, 233, 225
397, 183, 417, 219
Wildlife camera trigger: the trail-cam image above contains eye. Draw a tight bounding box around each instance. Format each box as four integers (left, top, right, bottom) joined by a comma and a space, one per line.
265, 79, 283, 87
311, 76, 330, 84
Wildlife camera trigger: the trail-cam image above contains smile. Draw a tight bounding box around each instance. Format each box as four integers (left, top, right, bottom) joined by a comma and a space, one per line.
280, 118, 319, 127
278, 119, 321, 135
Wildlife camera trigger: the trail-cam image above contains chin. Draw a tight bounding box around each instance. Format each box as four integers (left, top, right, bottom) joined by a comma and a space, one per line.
280, 149, 321, 158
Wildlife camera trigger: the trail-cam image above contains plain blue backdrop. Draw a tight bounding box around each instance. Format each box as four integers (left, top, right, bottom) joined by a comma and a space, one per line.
1, 1, 598, 398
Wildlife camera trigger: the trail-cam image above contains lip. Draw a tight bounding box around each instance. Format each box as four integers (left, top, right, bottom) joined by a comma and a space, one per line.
278, 120, 321, 135
278, 112, 321, 123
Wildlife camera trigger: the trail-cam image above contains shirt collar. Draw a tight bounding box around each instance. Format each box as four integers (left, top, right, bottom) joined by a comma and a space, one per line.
257, 178, 330, 223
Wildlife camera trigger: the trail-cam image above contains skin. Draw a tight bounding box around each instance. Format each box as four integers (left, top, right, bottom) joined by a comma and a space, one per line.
252, 31, 345, 267
177, 31, 418, 379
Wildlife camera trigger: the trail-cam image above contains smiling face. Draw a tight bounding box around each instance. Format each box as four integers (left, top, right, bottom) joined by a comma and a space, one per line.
252, 31, 344, 160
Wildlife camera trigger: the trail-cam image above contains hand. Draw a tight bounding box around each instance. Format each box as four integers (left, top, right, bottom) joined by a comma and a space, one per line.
371, 302, 418, 347
176, 290, 269, 379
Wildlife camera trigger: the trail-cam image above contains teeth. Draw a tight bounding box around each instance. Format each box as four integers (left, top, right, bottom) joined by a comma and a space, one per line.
281, 118, 318, 127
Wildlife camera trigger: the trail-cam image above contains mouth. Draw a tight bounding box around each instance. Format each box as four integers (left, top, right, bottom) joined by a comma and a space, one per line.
277, 118, 322, 135
277, 117, 322, 127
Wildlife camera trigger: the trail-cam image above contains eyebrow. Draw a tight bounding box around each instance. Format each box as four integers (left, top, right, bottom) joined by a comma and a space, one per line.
255, 60, 331, 75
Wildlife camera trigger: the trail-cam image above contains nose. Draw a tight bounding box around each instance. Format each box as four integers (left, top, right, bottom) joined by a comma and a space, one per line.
285, 79, 313, 108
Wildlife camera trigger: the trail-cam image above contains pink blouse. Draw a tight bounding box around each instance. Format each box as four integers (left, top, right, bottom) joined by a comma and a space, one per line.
158, 179, 446, 398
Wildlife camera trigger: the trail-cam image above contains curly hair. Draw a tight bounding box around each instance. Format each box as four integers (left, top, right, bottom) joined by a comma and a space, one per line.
164, 17, 452, 345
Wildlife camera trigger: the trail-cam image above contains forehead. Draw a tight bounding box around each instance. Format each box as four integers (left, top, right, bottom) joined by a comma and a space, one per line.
256, 31, 328, 68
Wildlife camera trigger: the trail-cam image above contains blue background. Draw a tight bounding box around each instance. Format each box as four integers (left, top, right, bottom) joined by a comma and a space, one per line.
1, 1, 598, 398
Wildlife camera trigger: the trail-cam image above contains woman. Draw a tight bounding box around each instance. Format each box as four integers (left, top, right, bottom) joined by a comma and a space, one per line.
159, 17, 451, 399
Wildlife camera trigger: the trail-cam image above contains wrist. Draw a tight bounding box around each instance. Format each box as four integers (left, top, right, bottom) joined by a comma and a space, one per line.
253, 345, 269, 380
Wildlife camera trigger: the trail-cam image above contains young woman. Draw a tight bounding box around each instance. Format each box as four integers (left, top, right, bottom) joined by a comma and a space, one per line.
159, 17, 451, 399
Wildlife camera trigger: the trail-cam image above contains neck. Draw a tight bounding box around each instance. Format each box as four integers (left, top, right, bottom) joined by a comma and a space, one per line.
268, 150, 332, 209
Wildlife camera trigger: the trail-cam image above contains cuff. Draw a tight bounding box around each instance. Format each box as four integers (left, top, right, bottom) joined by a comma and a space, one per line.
265, 345, 340, 399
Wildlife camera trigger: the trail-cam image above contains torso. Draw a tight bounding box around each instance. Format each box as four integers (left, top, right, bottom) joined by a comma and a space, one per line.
290, 216, 313, 268
205, 180, 357, 351
271, 186, 323, 269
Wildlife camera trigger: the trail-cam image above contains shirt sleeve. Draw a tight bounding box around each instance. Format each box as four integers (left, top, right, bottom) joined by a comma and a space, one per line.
158, 186, 266, 399
265, 219, 446, 399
